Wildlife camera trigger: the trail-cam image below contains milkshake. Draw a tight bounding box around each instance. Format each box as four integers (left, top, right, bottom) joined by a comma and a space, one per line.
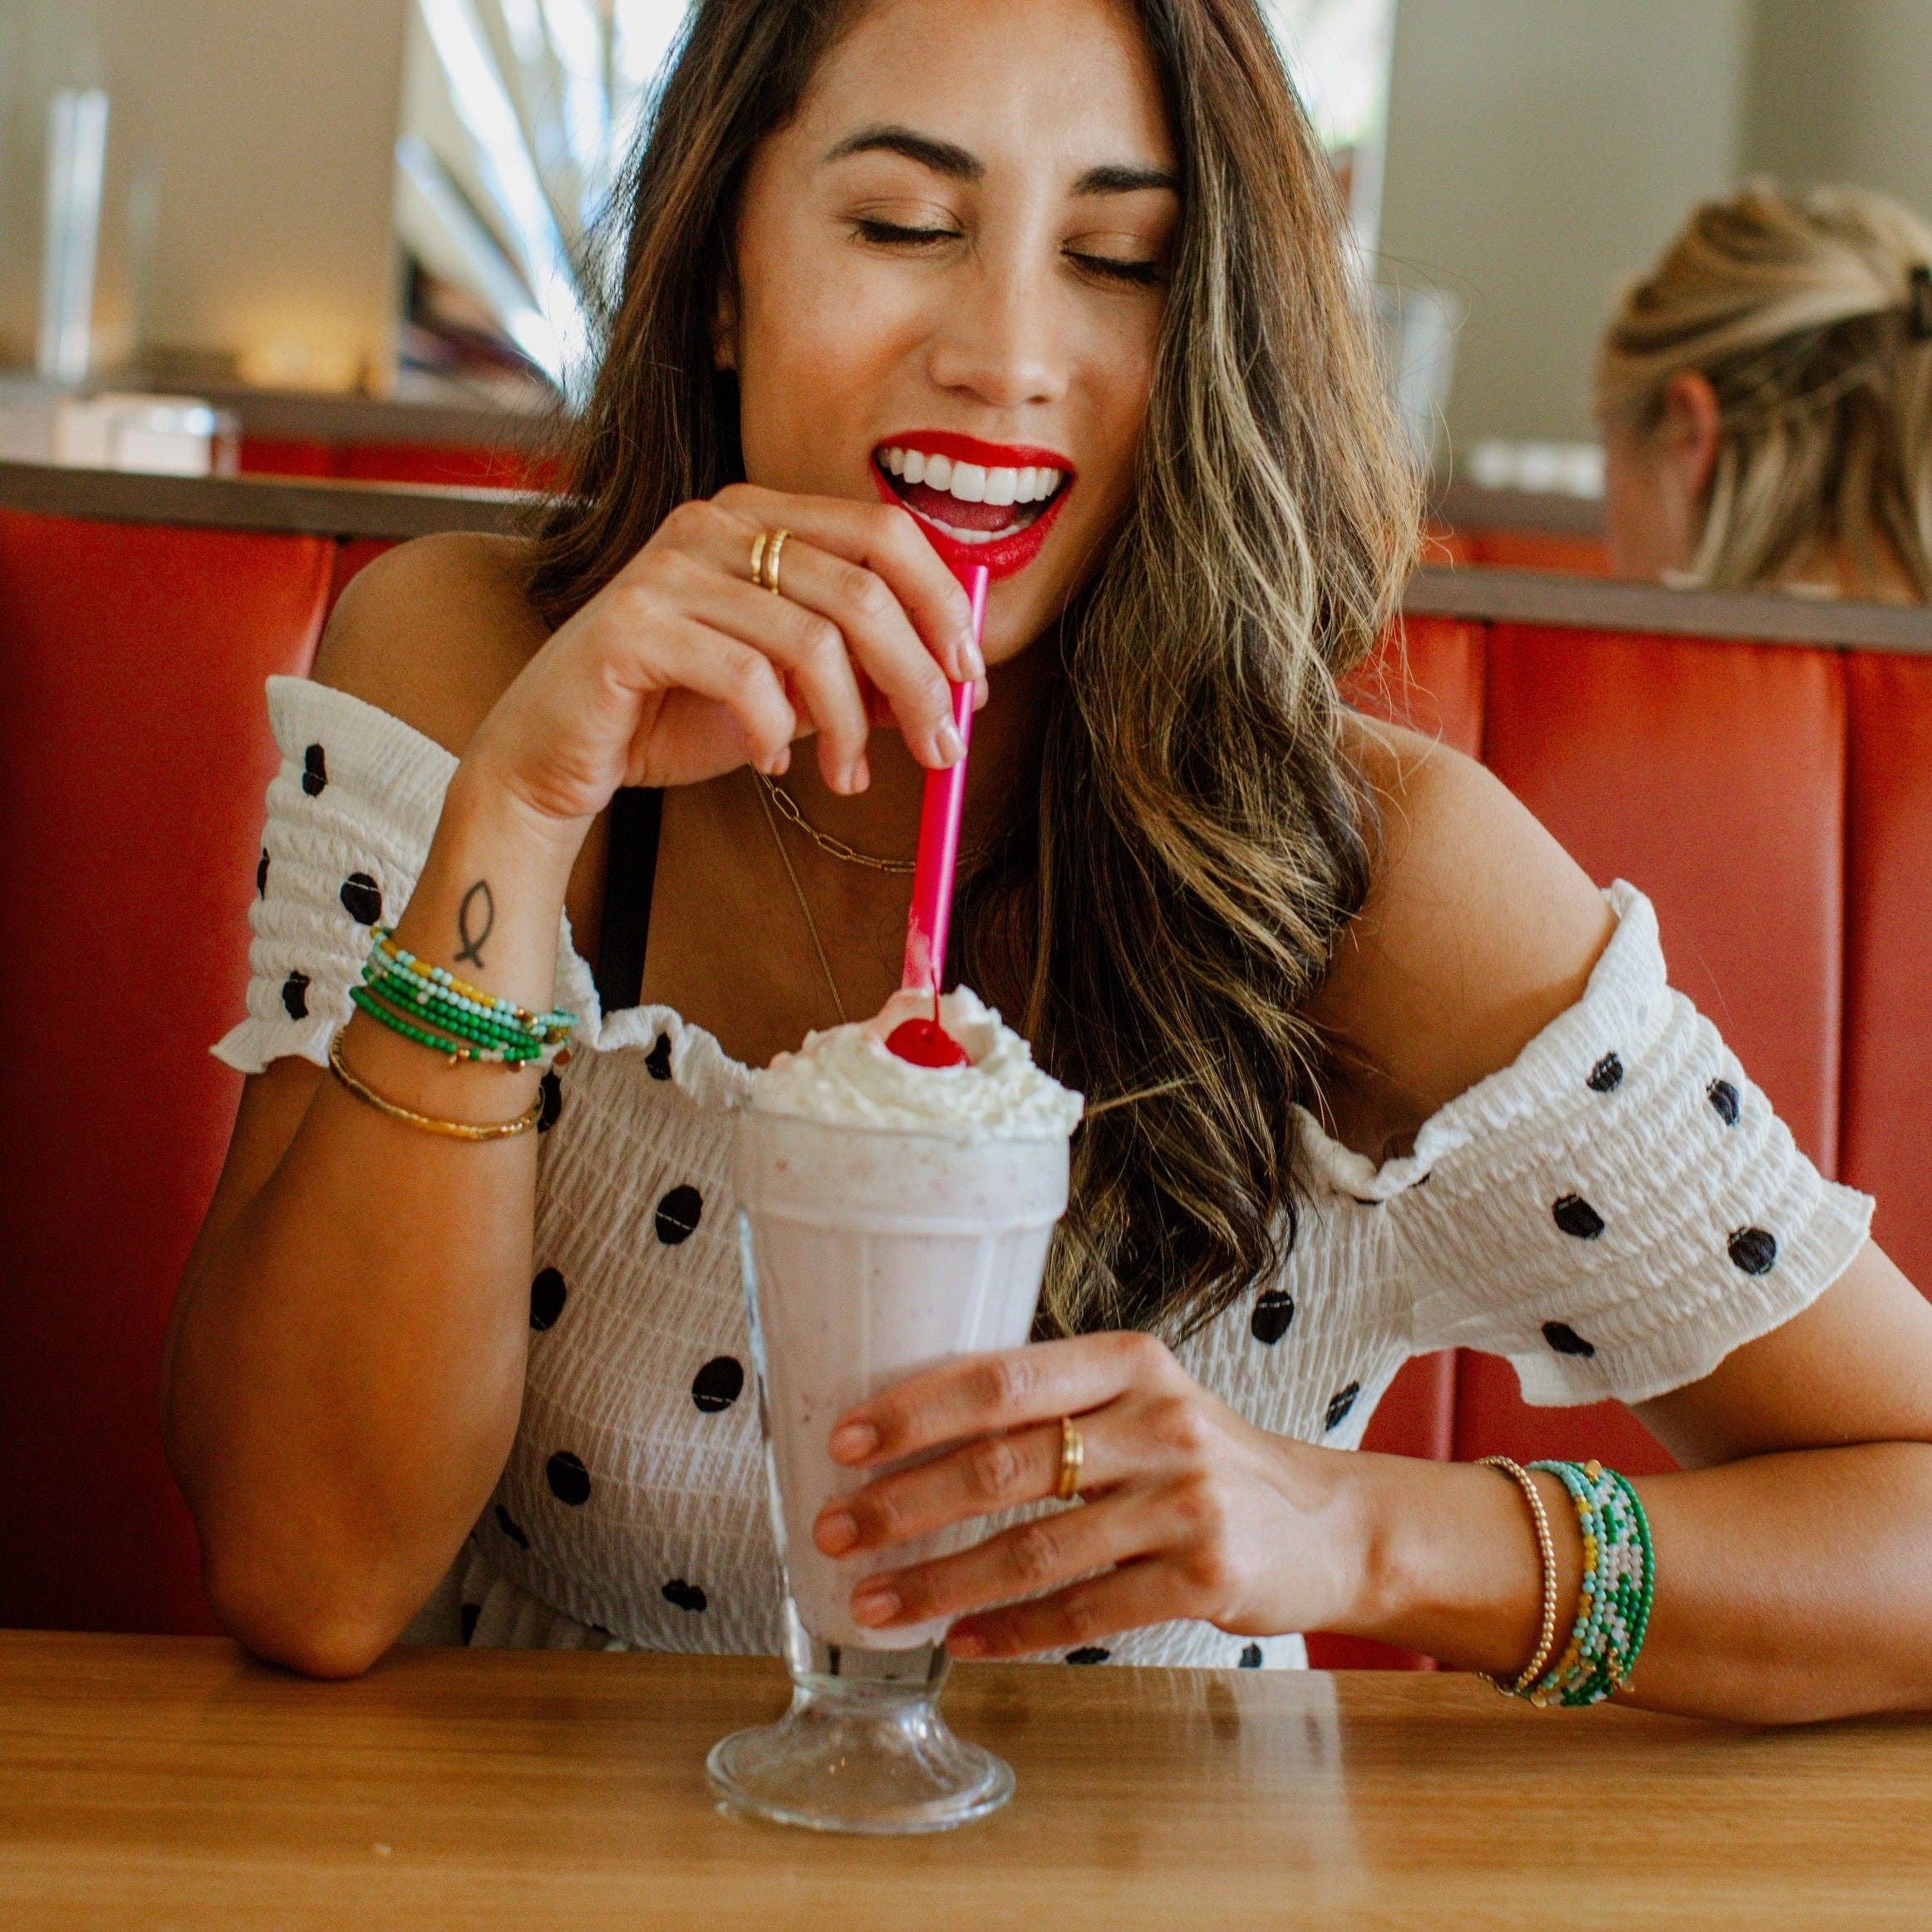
708, 986, 1082, 1833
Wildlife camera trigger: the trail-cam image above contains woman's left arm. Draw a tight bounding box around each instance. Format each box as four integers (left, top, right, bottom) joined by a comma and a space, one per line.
812, 1241, 1932, 1723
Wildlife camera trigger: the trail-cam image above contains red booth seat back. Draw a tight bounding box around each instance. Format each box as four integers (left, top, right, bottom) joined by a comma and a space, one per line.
1, 524, 1925, 1654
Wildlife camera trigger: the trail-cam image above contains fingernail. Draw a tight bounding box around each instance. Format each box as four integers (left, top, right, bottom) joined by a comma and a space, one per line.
765, 747, 790, 777
853, 1583, 900, 1626
961, 637, 986, 681
847, 755, 870, 794
829, 1422, 879, 1463
949, 1624, 986, 1658
935, 721, 964, 767
816, 1510, 858, 1556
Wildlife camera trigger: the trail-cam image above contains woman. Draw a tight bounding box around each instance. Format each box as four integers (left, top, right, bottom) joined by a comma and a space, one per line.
163, 0, 1932, 1719
1600, 179, 1932, 601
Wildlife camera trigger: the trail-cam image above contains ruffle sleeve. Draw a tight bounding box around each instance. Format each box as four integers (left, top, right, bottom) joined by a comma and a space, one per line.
1383, 884, 1872, 1407
212, 676, 597, 1073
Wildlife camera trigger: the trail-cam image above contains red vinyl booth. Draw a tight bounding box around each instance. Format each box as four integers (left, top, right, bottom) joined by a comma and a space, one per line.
2, 511, 1927, 1659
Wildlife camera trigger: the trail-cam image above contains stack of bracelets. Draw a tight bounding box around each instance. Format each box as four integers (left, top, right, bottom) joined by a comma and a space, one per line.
1476, 1455, 1656, 1708
351, 929, 576, 1071
324, 927, 579, 1145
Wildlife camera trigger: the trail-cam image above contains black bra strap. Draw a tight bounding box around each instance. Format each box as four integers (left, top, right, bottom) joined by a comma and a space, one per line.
593, 786, 663, 1015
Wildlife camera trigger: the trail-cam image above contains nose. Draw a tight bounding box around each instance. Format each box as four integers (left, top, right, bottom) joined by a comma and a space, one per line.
924, 242, 1069, 413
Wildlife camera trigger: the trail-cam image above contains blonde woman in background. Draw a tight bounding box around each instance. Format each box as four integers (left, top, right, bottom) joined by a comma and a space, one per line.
1599, 180, 1932, 602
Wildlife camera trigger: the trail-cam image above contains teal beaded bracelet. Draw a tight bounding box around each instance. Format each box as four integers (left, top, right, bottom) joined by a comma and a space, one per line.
1524, 1458, 1654, 1706
361, 960, 561, 1054
368, 929, 575, 1041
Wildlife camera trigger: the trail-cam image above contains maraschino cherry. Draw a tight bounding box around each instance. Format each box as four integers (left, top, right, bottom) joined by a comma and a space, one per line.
885, 986, 971, 1069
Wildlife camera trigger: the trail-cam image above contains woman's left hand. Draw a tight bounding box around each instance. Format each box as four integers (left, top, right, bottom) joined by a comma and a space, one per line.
811, 1331, 1368, 1658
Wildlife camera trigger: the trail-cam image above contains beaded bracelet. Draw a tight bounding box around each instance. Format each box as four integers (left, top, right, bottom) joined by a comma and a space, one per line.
360, 965, 563, 1060
369, 929, 575, 1044
350, 983, 552, 1067
355, 929, 576, 1069
1524, 1458, 1655, 1706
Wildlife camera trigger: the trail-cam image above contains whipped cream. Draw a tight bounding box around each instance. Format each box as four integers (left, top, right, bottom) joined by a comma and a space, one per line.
748, 986, 1084, 1142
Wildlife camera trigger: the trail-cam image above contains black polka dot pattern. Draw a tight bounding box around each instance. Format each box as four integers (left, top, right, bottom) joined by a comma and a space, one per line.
281, 970, 310, 1020
1728, 1227, 1778, 1276
546, 1450, 592, 1507
1586, 1052, 1625, 1093
529, 1266, 567, 1332
1708, 1079, 1740, 1128
460, 1602, 480, 1645
1250, 1289, 1295, 1345
256, 848, 268, 897
691, 1355, 745, 1413
1324, 1382, 1360, 1433
1542, 1320, 1596, 1358
645, 1032, 673, 1081
1237, 1643, 1264, 1669
655, 1184, 703, 1245
662, 1579, 707, 1613
302, 744, 327, 797
1064, 1647, 1111, 1664
494, 1504, 529, 1550
1553, 1193, 1605, 1241
339, 872, 382, 926
537, 1071, 563, 1133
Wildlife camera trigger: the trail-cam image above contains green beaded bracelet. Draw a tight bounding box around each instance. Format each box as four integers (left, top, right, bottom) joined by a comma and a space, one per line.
1525, 1459, 1654, 1706
350, 984, 546, 1065
362, 961, 559, 1052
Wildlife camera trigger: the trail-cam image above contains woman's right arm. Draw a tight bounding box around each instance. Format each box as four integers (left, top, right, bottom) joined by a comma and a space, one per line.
160, 494, 979, 1678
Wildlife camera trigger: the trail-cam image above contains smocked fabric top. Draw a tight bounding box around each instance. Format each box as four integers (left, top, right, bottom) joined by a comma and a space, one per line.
214, 677, 1875, 1670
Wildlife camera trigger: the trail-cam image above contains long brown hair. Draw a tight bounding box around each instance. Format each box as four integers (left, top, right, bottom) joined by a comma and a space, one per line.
1599, 180, 1932, 600
527, 0, 1419, 1341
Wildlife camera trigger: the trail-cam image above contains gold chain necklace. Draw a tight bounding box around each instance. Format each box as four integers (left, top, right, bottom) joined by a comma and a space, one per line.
755, 772, 917, 875
752, 769, 849, 1026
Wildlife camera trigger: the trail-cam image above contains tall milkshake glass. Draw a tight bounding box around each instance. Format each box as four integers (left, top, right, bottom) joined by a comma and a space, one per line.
708, 1104, 1070, 1833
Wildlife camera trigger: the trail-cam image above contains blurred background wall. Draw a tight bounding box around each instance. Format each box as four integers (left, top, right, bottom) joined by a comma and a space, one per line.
0, 0, 407, 390
1380, 0, 1932, 455
2, 0, 1930, 453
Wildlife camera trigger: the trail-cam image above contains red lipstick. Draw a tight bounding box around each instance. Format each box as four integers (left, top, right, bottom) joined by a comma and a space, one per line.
872, 430, 1076, 582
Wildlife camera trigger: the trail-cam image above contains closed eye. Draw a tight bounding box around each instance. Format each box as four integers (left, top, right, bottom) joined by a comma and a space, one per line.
1065, 248, 1165, 288
853, 217, 961, 248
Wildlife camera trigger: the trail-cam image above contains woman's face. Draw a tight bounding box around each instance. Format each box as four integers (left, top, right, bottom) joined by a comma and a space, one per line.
724, 0, 1178, 664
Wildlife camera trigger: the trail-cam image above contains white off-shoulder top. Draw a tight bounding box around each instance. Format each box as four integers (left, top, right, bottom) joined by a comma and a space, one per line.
214, 678, 1874, 1670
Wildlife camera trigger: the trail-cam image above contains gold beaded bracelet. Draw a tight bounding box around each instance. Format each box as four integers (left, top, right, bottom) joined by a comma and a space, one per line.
327, 1033, 544, 1142
1475, 1454, 1561, 1698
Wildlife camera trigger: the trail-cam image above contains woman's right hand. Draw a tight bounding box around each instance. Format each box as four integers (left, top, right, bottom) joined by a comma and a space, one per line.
460, 484, 987, 836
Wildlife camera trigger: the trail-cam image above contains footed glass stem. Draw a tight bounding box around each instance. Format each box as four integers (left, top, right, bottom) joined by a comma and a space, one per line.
706, 1612, 1012, 1835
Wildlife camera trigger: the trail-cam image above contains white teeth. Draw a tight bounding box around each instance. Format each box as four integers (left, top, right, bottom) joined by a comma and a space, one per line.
924, 453, 952, 490
901, 449, 926, 484
1039, 468, 1062, 496
878, 445, 1070, 519
949, 461, 986, 503
885, 446, 905, 476
1015, 465, 1039, 502
982, 467, 1017, 506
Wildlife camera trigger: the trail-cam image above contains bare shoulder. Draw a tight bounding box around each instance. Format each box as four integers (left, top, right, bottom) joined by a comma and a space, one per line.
311, 533, 548, 756
1309, 713, 1618, 1152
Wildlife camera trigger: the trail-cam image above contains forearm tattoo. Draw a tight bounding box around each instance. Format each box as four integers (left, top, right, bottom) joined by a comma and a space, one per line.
455, 878, 495, 967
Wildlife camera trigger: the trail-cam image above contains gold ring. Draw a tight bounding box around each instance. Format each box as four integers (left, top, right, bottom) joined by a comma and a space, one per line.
759, 527, 790, 596
750, 529, 768, 585
1055, 1414, 1084, 1502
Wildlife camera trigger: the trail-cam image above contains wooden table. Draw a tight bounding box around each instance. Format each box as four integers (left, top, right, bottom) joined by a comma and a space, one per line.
3, 1633, 1929, 1930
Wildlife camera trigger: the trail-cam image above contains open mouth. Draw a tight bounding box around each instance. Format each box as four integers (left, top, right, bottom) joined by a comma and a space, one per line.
875, 441, 1070, 545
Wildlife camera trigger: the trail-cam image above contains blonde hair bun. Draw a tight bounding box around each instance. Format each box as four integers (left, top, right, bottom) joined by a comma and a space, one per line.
1598, 179, 1932, 599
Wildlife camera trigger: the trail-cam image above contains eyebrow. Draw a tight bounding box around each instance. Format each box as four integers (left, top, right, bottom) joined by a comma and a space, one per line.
823, 125, 1179, 198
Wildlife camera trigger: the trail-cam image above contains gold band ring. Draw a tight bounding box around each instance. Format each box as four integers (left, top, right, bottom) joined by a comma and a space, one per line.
754, 526, 790, 596
1055, 1414, 1084, 1502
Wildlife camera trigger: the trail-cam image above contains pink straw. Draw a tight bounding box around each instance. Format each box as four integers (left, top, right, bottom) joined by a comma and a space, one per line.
901, 563, 989, 995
